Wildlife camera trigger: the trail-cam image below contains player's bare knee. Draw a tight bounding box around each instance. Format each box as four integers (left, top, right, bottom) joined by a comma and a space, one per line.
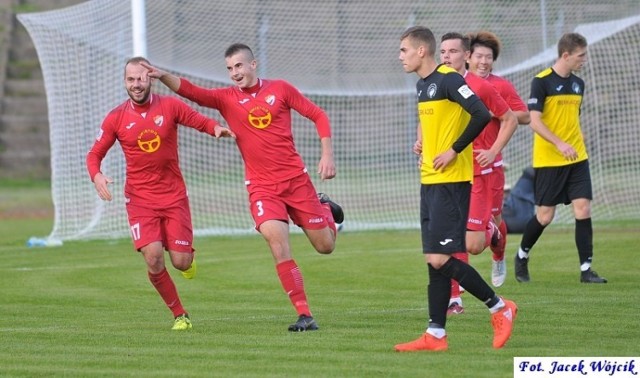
467, 244, 484, 255
537, 213, 554, 226
173, 260, 191, 271
315, 241, 335, 254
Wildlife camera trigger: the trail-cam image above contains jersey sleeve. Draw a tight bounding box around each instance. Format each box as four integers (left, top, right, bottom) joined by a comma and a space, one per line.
445, 74, 491, 153
500, 79, 528, 112
86, 111, 119, 181
166, 97, 219, 135
528, 76, 546, 112
281, 80, 331, 138
477, 81, 509, 119
177, 78, 224, 110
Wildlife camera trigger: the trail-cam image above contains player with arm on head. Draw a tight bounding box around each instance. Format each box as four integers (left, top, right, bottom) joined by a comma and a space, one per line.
394, 26, 517, 352
438, 32, 518, 315
513, 33, 606, 284
142, 44, 343, 332
467, 30, 530, 286
86, 56, 235, 331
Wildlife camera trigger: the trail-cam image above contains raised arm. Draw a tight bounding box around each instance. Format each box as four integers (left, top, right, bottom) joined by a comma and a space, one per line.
140, 62, 181, 92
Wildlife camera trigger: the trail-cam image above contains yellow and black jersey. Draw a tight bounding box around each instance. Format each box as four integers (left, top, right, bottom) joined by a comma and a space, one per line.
528, 68, 588, 167
416, 64, 490, 184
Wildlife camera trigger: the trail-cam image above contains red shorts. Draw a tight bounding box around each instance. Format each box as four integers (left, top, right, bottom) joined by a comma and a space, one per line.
490, 167, 505, 216
247, 173, 328, 231
467, 174, 493, 231
125, 197, 194, 253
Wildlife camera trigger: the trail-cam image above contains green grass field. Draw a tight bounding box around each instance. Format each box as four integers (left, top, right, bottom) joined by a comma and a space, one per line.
1, 183, 638, 377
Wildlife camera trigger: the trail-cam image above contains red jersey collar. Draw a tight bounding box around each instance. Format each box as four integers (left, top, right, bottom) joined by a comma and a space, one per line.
239, 79, 262, 95
128, 93, 154, 112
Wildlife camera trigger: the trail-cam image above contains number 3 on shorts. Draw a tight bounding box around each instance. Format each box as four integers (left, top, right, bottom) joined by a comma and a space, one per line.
256, 200, 264, 217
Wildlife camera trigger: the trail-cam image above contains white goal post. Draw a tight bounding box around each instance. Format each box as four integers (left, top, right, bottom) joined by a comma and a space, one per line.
18, 0, 640, 242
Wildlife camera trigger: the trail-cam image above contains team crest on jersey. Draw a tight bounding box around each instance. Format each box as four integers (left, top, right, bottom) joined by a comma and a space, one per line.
248, 106, 272, 129
265, 94, 276, 106
137, 129, 161, 153
427, 83, 437, 98
572, 82, 581, 94
153, 115, 164, 127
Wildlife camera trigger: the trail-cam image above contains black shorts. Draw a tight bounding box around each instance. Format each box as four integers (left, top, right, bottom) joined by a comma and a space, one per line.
534, 160, 592, 206
420, 182, 470, 254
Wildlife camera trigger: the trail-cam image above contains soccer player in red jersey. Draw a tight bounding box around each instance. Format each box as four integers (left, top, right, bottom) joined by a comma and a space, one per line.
395, 26, 517, 352
142, 43, 343, 332
438, 33, 518, 314
86, 57, 235, 331
467, 31, 531, 286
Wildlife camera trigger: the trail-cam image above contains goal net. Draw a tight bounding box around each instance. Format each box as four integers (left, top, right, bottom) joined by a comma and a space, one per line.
18, 0, 640, 242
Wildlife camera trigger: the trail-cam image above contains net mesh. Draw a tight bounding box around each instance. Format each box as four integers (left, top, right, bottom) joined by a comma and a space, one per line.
17, 0, 640, 241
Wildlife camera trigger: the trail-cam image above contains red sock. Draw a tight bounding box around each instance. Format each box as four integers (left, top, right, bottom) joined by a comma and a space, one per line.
148, 268, 185, 317
276, 259, 311, 316
321, 203, 337, 234
450, 252, 468, 299
485, 220, 497, 249
492, 220, 508, 261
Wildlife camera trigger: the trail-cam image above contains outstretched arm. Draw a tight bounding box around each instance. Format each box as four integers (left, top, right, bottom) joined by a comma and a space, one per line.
140, 62, 181, 92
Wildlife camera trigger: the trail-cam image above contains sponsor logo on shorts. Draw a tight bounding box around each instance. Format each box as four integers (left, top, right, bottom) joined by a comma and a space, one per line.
174, 240, 190, 246
308, 217, 324, 224
468, 218, 482, 225
439, 239, 453, 245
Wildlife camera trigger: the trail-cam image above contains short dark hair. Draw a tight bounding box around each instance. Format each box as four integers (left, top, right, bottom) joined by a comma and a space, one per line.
225, 43, 255, 59
468, 31, 502, 61
441, 32, 470, 52
400, 26, 436, 56
124, 56, 150, 75
557, 33, 587, 57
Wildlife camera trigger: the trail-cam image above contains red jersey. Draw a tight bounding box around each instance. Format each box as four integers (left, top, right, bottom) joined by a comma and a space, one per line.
464, 71, 509, 176
177, 78, 331, 185
86, 94, 218, 207
485, 73, 528, 168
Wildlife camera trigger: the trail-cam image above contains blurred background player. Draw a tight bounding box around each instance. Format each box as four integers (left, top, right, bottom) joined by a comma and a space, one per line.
514, 33, 607, 284
86, 56, 235, 330
467, 31, 531, 286
438, 32, 518, 315
142, 44, 343, 331
395, 26, 517, 352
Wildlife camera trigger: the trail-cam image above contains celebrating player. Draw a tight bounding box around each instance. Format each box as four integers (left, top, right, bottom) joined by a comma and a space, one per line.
466, 30, 531, 286
86, 56, 235, 330
438, 32, 518, 314
142, 43, 343, 332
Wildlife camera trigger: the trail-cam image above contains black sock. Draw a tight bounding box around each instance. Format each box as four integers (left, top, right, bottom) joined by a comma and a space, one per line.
438, 257, 499, 308
520, 215, 547, 254
575, 218, 593, 267
427, 263, 450, 329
